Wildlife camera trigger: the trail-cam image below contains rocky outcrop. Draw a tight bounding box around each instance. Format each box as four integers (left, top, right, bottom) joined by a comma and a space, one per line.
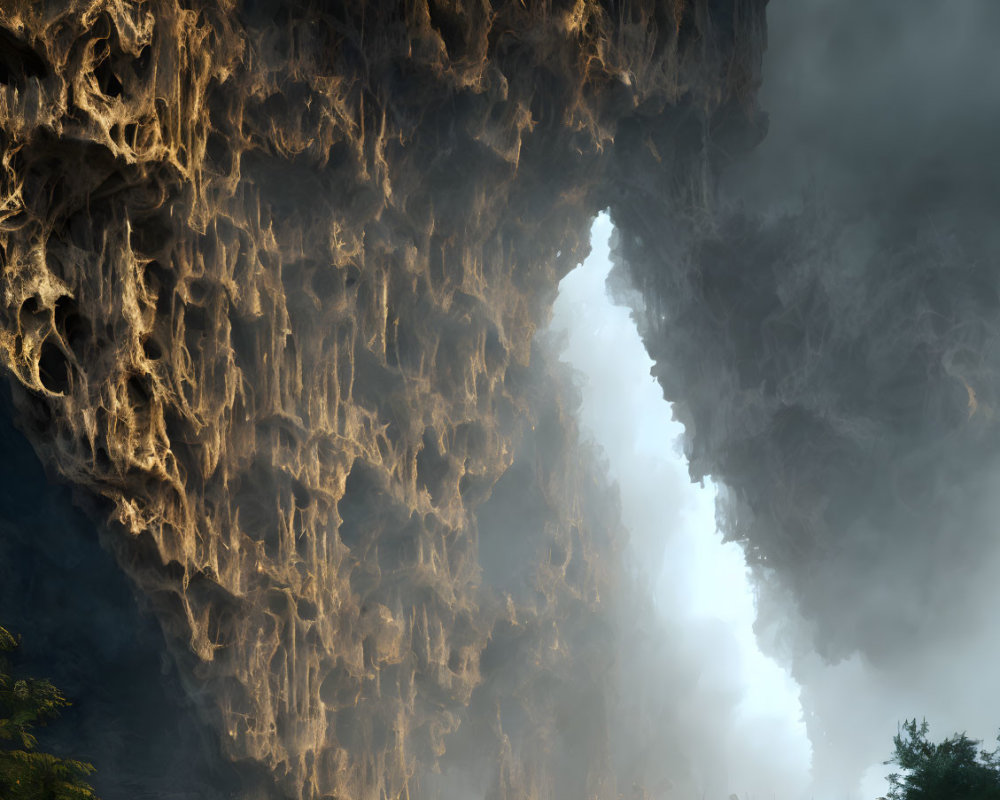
0, 0, 766, 797
609, 129, 1000, 665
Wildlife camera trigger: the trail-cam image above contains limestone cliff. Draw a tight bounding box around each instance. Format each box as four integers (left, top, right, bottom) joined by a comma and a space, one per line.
0, 0, 766, 797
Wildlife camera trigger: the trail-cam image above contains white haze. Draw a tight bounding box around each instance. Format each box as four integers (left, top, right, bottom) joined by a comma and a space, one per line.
552, 197, 1000, 797
546, 1, 1000, 795
551, 214, 814, 799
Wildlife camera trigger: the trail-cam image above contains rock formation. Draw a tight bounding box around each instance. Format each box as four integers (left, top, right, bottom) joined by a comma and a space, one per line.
0, 0, 766, 797
609, 0, 1000, 667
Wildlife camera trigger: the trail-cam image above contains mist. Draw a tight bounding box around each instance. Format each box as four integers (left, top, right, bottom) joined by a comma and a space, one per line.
551, 214, 812, 799
604, 0, 1000, 797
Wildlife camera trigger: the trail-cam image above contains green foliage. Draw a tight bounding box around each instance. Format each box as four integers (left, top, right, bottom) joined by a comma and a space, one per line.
885, 718, 1000, 800
0, 625, 99, 800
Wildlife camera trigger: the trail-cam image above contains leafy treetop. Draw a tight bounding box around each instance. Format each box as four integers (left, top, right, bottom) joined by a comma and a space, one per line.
885, 718, 1000, 800
0, 625, 99, 800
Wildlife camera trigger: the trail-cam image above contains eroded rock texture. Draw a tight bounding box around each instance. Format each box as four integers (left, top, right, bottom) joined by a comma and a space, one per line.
0, 0, 765, 797
0, 385, 248, 799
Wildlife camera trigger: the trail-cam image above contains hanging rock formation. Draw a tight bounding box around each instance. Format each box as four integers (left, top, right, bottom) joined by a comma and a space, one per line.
608, 0, 1000, 670
0, 0, 766, 797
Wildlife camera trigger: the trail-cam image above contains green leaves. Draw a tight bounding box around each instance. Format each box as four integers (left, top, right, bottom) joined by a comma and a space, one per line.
885, 718, 1000, 800
0, 751, 97, 800
0, 623, 99, 799
1, 675, 71, 749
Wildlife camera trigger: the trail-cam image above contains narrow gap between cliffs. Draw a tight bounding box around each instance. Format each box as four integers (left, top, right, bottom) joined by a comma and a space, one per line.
547, 213, 813, 798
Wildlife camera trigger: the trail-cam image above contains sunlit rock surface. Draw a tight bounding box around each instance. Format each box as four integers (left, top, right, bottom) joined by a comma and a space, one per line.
0, 0, 765, 796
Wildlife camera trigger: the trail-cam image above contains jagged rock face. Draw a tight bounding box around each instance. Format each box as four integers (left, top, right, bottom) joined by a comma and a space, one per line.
0, 0, 764, 797
0, 386, 248, 799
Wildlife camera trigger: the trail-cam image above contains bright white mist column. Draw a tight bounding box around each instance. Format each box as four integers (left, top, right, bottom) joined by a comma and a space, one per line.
549, 213, 813, 800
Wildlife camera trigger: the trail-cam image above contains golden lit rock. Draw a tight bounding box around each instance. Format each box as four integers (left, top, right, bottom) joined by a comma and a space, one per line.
0, 0, 765, 796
